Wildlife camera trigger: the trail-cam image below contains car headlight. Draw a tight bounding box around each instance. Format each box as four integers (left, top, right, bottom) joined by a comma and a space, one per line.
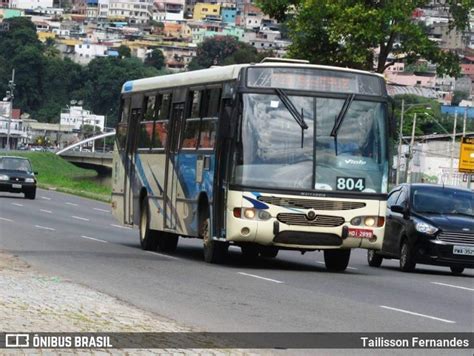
415, 221, 438, 235
0, 174, 9, 181
25, 178, 35, 183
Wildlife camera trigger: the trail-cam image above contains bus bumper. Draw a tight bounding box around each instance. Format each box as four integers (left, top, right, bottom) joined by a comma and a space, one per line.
225, 190, 385, 251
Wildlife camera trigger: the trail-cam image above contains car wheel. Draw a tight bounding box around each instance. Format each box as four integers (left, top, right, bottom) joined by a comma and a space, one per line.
25, 189, 36, 200
324, 249, 351, 272
139, 198, 159, 251
400, 240, 416, 272
158, 233, 179, 252
450, 266, 464, 275
367, 249, 383, 267
201, 216, 227, 263
260, 246, 279, 258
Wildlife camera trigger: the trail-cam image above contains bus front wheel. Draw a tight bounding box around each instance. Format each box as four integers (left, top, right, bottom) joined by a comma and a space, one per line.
139, 199, 159, 251
323, 249, 351, 272
158, 233, 179, 252
201, 217, 227, 263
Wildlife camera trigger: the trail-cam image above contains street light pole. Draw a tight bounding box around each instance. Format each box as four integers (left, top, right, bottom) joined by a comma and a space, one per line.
406, 112, 417, 183
449, 111, 457, 185
5, 69, 15, 151
396, 99, 405, 185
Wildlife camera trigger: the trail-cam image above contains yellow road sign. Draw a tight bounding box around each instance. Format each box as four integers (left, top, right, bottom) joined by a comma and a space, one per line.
459, 137, 474, 173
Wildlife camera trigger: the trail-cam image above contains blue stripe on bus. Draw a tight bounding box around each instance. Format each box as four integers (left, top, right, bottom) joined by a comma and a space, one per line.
243, 195, 269, 210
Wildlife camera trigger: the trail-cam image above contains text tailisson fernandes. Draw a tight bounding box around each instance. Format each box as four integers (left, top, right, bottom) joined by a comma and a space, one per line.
361, 337, 469, 348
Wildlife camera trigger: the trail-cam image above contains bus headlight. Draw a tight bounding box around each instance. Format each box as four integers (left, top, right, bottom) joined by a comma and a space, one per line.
233, 208, 272, 221
351, 216, 384, 227
244, 208, 256, 219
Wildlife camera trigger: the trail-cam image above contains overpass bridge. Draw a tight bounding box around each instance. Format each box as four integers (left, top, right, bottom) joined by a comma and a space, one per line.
56, 131, 114, 173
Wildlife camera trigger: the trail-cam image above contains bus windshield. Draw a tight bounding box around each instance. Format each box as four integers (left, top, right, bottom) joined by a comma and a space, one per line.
233, 93, 389, 193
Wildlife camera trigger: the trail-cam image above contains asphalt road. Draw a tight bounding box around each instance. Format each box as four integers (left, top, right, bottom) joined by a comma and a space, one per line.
0, 189, 473, 334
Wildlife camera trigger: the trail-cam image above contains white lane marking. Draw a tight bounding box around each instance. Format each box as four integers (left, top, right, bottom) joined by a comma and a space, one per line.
0, 217, 13, 222
238, 272, 284, 284
315, 261, 325, 265
40, 196, 51, 200
65, 202, 78, 207
81, 235, 108, 244
11, 203, 23, 207
347, 266, 358, 270
380, 305, 455, 324
40, 209, 52, 214
72, 216, 90, 221
110, 224, 132, 230
93, 208, 110, 213
35, 225, 56, 231
145, 251, 181, 260
431, 282, 474, 292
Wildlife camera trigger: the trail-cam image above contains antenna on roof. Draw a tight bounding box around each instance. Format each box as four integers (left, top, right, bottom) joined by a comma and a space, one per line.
259, 57, 310, 64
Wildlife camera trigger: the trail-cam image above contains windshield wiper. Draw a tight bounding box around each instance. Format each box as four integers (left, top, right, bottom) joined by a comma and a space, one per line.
275, 88, 308, 148
330, 94, 355, 155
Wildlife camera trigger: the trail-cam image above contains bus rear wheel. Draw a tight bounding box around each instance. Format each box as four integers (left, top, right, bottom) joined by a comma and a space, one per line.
323, 249, 351, 272
139, 199, 159, 251
158, 233, 179, 252
201, 217, 227, 263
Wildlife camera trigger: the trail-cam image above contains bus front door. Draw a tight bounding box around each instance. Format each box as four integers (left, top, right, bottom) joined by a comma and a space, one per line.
164, 102, 185, 231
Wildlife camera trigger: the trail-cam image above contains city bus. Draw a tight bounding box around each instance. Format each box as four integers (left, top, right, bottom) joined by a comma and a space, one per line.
112, 59, 392, 271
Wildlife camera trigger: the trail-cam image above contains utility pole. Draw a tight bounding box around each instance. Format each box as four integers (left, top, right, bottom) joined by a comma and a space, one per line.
449, 111, 457, 186
462, 106, 471, 190
396, 99, 405, 185
103, 114, 107, 153
5, 69, 15, 151
406, 113, 417, 183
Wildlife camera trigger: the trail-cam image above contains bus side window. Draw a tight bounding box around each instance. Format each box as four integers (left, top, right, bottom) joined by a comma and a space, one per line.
199, 118, 217, 149
206, 88, 221, 117
138, 95, 155, 150
116, 97, 130, 151
152, 94, 171, 149
182, 90, 202, 149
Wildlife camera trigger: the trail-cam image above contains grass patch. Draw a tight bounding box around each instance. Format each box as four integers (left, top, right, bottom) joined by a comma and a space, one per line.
0, 152, 111, 202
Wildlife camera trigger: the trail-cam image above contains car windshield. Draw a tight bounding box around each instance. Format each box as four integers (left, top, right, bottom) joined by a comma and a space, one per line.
232, 93, 389, 193
412, 187, 474, 217
0, 157, 32, 172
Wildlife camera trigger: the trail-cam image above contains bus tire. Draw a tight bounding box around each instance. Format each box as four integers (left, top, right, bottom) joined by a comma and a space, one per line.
367, 249, 383, 267
139, 198, 159, 251
399, 239, 416, 272
241, 245, 259, 260
158, 233, 179, 252
259, 246, 279, 258
324, 249, 350, 272
201, 216, 227, 263
450, 266, 464, 275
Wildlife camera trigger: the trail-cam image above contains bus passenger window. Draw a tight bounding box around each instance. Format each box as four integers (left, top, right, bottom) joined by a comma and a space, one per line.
182, 118, 200, 149
153, 120, 168, 149
158, 93, 171, 120
116, 98, 130, 150
199, 118, 217, 149
188, 90, 201, 118
206, 88, 221, 117
144, 95, 156, 121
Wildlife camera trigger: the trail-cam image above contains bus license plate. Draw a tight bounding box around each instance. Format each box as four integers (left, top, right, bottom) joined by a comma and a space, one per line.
453, 245, 474, 256
12, 184, 22, 189
348, 228, 373, 238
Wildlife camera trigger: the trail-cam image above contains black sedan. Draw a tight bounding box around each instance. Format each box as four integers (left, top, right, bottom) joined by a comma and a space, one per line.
367, 183, 473, 275
0, 156, 37, 199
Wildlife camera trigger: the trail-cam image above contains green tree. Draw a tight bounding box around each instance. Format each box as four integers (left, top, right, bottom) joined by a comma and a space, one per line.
257, 0, 472, 76
145, 48, 165, 70
189, 36, 266, 70
117, 45, 131, 58
451, 90, 469, 106
83, 57, 159, 127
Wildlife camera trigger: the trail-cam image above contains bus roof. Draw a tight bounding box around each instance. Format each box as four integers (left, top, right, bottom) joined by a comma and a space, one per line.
121, 62, 385, 94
